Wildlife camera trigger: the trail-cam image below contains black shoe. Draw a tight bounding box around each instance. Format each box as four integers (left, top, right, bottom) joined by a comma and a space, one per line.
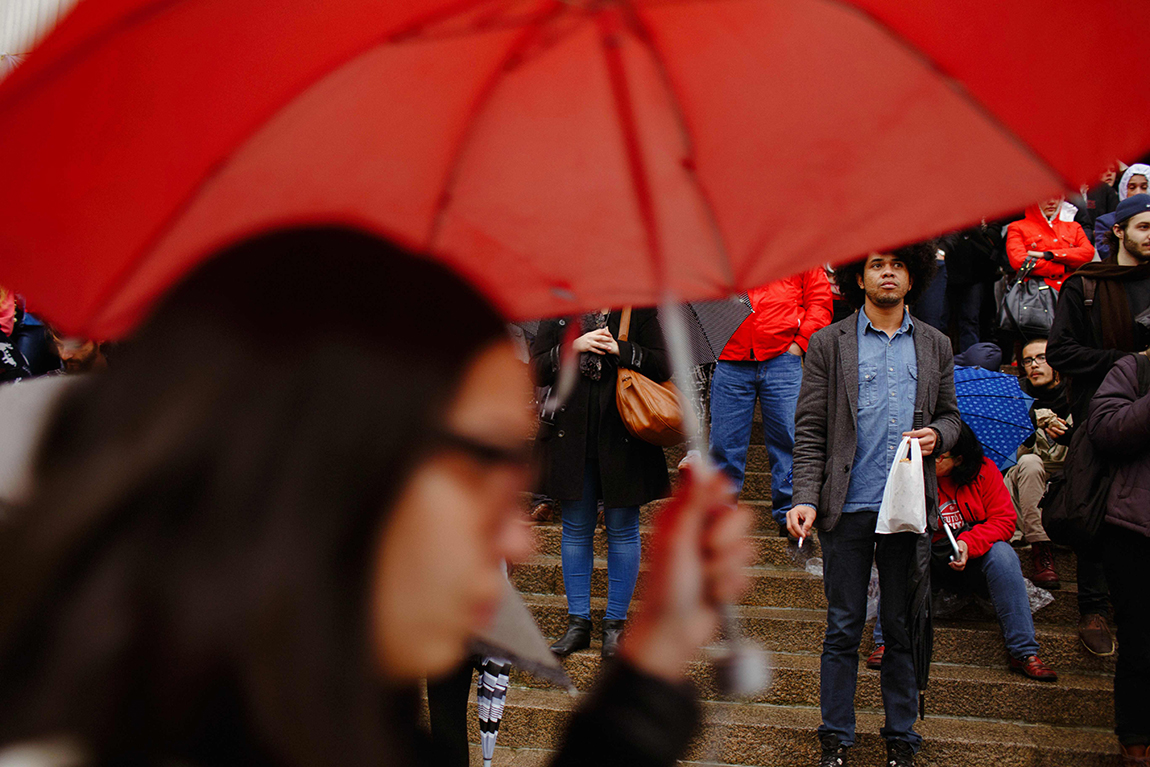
818, 733, 848, 767
601, 619, 625, 660
885, 739, 915, 767
550, 615, 591, 657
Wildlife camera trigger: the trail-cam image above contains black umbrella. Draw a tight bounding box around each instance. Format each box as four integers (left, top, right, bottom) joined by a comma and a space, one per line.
667, 294, 753, 367
907, 530, 933, 718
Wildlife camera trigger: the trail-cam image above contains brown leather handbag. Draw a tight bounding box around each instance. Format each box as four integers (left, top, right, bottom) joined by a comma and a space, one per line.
615, 307, 686, 447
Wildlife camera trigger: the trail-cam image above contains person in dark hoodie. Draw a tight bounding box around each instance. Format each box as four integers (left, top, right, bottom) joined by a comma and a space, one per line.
1048, 193, 1150, 658
1087, 352, 1150, 767
1003, 338, 1069, 588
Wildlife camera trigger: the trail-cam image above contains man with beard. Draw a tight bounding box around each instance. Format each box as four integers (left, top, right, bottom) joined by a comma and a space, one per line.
1048, 193, 1150, 658
1004, 338, 1069, 588
789, 245, 961, 767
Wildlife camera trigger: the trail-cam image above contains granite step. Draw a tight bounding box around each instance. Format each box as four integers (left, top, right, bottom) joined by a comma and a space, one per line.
513, 649, 1112, 729
468, 685, 1122, 767
642, 498, 775, 528
666, 443, 772, 475
522, 594, 1115, 673
529, 522, 1075, 584
530, 524, 818, 567
512, 555, 1081, 624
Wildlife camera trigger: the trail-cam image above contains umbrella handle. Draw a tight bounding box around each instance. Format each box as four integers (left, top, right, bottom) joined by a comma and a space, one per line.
660, 291, 771, 699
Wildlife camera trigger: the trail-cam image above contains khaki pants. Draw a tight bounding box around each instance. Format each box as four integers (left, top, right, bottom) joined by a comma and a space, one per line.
1003, 454, 1050, 544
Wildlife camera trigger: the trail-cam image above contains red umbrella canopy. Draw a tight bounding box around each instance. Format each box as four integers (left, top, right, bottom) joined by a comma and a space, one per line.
1, 0, 1147, 338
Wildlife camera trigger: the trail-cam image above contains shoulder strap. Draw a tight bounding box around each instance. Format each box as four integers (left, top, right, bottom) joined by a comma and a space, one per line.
1136, 353, 1150, 397
1082, 277, 1097, 307
618, 306, 632, 342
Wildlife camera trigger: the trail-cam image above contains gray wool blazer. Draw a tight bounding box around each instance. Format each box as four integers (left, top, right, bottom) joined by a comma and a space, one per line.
791, 310, 962, 533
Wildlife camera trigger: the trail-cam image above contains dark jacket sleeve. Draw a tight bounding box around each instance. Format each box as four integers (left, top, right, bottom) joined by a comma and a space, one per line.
529, 319, 564, 387
1047, 276, 1125, 379
1087, 355, 1150, 454
792, 328, 832, 509
928, 338, 962, 454
617, 309, 671, 383
550, 662, 699, 767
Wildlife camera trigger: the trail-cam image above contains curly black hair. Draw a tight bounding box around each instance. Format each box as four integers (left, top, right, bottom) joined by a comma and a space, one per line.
832, 241, 938, 310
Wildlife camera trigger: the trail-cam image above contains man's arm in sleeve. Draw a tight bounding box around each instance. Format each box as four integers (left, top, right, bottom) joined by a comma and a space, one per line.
928, 340, 962, 453
792, 329, 832, 508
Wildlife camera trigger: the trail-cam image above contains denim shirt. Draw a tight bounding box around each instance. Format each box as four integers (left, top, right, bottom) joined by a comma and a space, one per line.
842, 307, 918, 513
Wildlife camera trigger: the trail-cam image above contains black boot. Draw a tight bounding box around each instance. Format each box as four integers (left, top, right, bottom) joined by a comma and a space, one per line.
550, 615, 591, 657
601, 619, 625, 660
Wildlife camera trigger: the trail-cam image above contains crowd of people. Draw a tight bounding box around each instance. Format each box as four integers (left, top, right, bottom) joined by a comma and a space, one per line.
527, 165, 1150, 767
0, 169, 1148, 767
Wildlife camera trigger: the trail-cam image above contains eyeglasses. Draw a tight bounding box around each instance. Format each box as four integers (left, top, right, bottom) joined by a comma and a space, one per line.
1021, 353, 1047, 369
433, 430, 535, 472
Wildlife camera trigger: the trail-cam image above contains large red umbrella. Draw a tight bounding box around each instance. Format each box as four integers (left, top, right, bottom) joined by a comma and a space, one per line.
0, 0, 1147, 338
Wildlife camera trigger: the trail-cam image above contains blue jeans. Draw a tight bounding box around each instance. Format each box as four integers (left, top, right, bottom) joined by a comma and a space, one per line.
911, 260, 948, 333
709, 355, 803, 523
931, 540, 1039, 659
819, 511, 922, 751
561, 463, 640, 621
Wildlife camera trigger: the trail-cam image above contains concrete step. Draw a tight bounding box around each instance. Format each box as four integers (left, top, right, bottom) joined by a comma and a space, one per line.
642, 498, 775, 528
530, 524, 818, 567
468, 685, 1122, 767
513, 649, 1112, 729
667, 443, 772, 475
512, 555, 1081, 624
669, 467, 774, 502
530, 522, 1074, 585
523, 594, 1116, 674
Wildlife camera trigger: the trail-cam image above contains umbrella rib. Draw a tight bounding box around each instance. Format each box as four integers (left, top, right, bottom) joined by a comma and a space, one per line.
619, 2, 737, 290
72, 0, 540, 335
426, 1, 571, 249
598, 11, 666, 289
821, 0, 1068, 193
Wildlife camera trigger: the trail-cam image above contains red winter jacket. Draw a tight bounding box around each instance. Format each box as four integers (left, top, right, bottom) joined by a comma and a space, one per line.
1005, 205, 1095, 291
935, 457, 1016, 559
719, 268, 833, 361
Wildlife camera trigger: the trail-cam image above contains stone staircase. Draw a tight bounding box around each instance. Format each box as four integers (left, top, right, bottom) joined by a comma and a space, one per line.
472, 418, 1120, 766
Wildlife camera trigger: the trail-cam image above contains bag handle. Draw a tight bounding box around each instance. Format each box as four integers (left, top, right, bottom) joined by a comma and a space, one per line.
618, 306, 632, 342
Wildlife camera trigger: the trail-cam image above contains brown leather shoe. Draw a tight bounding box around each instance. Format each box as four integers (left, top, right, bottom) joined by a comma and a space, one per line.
1009, 654, 1058, 681
866, 645, 884, 670
527, 499, 557, 523
1120, 744, 1150, 766
1079, 613, 1117, 657
1030, 542, 1060, 589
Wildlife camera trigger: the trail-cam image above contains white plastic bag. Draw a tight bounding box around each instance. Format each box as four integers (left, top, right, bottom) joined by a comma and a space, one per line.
875, 436, 927, 535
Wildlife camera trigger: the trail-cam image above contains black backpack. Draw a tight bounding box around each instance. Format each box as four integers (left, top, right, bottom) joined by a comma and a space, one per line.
1041, 354, 1150, 544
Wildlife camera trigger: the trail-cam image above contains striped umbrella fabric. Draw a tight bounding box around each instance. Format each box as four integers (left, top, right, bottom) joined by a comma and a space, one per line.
670, 293, 753, 367
476, 657, 512, 767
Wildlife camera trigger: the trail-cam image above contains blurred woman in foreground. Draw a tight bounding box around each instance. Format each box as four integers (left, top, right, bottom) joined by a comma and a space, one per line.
0, 228, 749, 767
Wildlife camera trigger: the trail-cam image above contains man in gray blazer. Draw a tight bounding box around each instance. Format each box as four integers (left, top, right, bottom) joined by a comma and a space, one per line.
787, 245, 961, 767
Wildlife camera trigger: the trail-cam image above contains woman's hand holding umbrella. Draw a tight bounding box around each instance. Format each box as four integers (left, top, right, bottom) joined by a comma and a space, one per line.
620, 466, 752, 682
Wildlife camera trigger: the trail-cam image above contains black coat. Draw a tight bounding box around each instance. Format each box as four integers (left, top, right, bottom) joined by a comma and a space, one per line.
530, 308, 670, 508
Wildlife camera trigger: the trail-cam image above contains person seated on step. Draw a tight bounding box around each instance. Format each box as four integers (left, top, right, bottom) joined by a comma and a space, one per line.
872, 422, 1058, 682
1003, 338, 1068, 589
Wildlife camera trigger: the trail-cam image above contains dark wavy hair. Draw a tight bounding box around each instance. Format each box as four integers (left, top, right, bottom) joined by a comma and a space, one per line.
945, 421, 985, 488
832, 241, 938, 310
0, 227, 507, 767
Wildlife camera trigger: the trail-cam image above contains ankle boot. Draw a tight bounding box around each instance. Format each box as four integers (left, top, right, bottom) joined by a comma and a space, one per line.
601, 619, 625, 660
550, 615, 591, 657
1031, 541, 1060, 589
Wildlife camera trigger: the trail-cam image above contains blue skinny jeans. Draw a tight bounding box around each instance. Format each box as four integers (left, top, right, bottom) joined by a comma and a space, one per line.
561, 462, 640, 621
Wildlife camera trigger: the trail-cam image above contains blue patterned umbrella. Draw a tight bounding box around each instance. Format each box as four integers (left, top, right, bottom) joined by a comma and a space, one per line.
953, 365, 1035, 470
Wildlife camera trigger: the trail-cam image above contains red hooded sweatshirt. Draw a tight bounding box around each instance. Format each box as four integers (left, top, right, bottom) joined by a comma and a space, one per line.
935, 456, 1016, 559
1005, 204, 1094, 291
